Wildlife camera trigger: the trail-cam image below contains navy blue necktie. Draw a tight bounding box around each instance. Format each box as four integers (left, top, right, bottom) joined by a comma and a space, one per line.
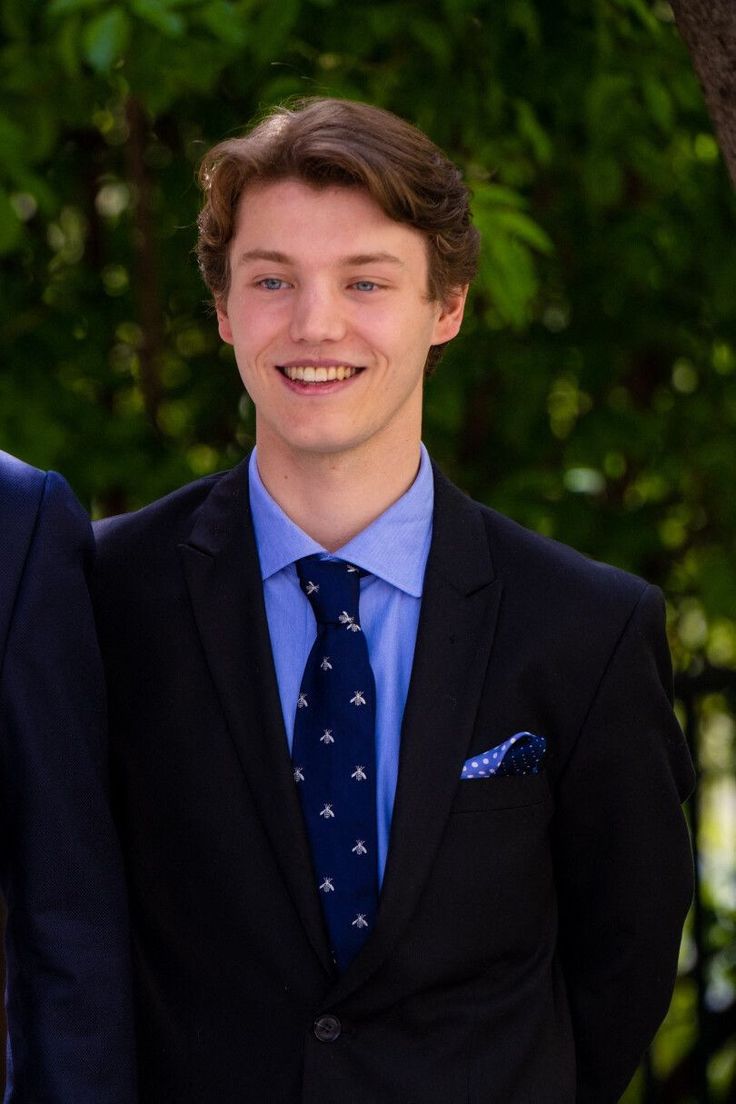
292, 555, 378, 971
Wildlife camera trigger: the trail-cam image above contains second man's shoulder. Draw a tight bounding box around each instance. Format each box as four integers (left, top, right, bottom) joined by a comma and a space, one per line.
0, 451, 89, 549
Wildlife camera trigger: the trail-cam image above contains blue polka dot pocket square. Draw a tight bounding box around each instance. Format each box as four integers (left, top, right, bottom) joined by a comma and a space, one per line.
461, 732, 547, 779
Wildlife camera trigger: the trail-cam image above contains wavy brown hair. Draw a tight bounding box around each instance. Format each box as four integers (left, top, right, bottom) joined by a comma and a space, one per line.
197, 98, 480, 372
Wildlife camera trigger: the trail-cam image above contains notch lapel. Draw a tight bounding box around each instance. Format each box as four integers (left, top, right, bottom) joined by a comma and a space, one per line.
327, 468, 502, 1004
0, 454, 44, 657
178, 461, 334, 975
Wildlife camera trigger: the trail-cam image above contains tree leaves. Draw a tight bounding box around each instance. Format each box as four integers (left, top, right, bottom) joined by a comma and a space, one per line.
82, 7, 130, 72
0, 0, 733, 659
0, 190, 22, 254
472, 183, 552, 328
129, 0, 185, 38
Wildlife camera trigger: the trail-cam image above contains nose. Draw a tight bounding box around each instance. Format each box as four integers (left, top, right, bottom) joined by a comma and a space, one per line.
289, 284, 347, 345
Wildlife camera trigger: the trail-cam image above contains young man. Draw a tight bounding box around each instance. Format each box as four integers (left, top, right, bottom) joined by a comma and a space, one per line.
93, 99, 694, 1103
0, 451, 136, 1102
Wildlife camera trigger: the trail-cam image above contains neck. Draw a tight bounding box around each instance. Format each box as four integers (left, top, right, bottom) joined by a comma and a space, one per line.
255, 437, 422, 552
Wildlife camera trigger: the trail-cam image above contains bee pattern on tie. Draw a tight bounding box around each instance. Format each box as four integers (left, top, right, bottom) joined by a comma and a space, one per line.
292, 555, 378, 972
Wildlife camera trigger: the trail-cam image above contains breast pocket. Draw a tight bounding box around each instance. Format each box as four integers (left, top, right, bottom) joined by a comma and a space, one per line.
405, 770, 555, 971
450, 772, 552, 813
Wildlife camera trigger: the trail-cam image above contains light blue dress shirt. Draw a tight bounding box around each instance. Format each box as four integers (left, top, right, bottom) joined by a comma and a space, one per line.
248, 446, 434, 886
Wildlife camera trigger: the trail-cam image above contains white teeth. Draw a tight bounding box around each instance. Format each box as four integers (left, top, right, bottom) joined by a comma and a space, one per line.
283, 365, 358, 382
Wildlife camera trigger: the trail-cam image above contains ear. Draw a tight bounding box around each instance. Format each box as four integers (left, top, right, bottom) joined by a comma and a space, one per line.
216, 299, 234, 345
431, 285, 469, 345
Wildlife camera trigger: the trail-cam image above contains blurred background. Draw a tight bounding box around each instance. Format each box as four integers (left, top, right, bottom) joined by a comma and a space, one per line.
1, 0, 735, 1098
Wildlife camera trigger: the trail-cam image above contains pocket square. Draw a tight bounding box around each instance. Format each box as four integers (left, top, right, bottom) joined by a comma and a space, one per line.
461, 732, 546, 779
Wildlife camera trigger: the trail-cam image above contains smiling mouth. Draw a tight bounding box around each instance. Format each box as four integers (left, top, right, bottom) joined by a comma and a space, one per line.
279, 364, 361, 383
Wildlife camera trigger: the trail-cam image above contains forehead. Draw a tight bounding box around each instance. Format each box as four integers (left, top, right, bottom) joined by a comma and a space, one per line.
232, 179, 429, 266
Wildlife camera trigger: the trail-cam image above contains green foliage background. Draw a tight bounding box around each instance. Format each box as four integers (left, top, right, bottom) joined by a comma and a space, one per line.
1, 0, 735, 1097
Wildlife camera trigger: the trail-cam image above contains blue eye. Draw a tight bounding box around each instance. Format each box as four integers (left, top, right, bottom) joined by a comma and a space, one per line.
258, 278, 287, 290
352, 280, 379, 292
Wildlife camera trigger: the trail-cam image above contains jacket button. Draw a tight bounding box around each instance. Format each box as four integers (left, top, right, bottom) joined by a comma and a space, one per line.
313, 1014, 342, 1042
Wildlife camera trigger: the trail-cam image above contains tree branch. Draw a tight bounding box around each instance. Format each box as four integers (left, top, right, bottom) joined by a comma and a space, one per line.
671, 0, 736, 188
124, 96, 164, 429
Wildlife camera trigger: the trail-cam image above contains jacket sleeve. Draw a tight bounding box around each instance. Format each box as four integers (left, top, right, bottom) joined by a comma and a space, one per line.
0, 472, 136, 1103
552, 583, 695, 1104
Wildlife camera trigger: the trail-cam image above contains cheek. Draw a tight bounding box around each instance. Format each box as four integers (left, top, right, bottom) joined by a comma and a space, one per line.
224, 312, 272, 360
367, 314, 424, 358
231, 300, 289, 347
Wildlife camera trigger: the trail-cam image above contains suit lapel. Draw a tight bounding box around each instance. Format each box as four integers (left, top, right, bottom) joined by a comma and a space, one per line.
0, 457, 44, 659
176, 460, 500, 996
178, 460, 334, 975
327, 467, 501, 1004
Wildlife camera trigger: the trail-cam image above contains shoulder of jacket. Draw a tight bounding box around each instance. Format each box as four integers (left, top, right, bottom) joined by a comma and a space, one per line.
0, 450, 46, 502
93, 470, 226, 554
431, 467, 651, 620
482, 501, 647, 598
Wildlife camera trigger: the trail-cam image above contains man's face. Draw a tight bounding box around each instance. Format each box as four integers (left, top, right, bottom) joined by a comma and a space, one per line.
217, 180, 466, 472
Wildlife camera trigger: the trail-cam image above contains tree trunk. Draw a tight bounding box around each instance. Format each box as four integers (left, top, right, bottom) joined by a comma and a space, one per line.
124, 97, 164, 430
671, 0, 736, 188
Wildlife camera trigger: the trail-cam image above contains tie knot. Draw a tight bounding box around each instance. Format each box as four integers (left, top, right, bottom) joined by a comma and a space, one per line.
296, 555, 363, 627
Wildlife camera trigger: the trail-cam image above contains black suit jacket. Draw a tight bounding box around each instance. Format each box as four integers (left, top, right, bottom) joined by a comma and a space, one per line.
93, 456, 694, 1104
0, 451, 136, 1102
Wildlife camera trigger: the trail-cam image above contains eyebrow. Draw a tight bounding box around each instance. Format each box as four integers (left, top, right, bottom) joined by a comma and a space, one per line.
342, 252, 405, 267
235, 249, 405, 268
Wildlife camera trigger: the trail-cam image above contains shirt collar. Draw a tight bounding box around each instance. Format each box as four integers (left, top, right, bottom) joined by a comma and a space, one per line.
248, 445, 434, 598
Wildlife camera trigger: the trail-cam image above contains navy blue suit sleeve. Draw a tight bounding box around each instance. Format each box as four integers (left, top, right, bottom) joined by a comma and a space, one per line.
0, 471, 136, 1103
552, 584, 694, 1103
